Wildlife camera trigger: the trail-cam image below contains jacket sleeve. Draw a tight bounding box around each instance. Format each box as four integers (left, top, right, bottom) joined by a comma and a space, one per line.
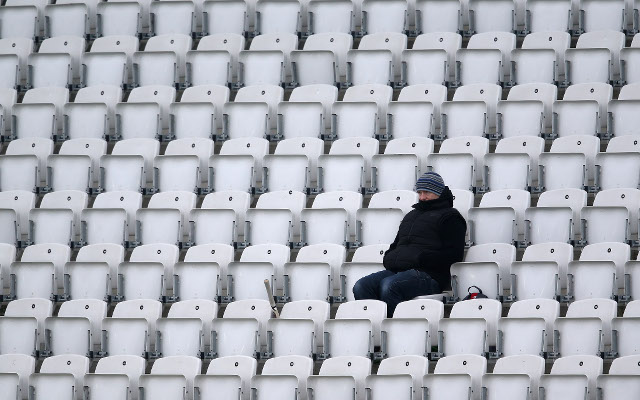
418, 214, 467, 267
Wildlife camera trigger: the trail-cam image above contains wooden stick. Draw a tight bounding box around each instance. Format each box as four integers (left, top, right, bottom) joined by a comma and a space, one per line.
264, 279, 279, 318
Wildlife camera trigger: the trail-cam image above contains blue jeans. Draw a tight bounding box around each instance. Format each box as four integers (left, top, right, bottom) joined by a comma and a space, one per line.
353, 269, 441, 317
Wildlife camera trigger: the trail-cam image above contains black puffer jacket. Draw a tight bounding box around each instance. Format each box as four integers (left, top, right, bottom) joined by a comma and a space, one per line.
383, 186, 467, 290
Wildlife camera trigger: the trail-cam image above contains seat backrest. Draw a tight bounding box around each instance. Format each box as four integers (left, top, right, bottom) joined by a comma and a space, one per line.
522, 242, 574, 289
434, 354, 487, 395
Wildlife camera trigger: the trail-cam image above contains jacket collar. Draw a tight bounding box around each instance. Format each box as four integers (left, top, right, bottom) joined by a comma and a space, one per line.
412, 186, 455, 211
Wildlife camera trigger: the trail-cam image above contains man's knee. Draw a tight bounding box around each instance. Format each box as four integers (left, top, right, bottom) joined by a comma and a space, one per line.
379, 278, 397, 302
352, 278, 371, 300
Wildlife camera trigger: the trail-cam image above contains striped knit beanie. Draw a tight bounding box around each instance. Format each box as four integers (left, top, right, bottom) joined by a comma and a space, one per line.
415, 172, 445, 196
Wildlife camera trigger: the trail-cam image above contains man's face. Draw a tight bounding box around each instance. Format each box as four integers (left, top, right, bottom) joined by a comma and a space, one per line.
418, 190, 440, 201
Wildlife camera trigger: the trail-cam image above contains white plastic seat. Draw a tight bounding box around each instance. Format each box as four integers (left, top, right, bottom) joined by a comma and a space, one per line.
74, 85, 123, 136
210, 316, 261, 358
116, 262, 165, 302
266, 303, 328, 358
149, 0, 195, 36
21, 243, 70, 295
544, 355, 602, 400
450, 298, 501, 347
282, 85, 337, 139
0, 40, 31, 91
580, 241, 630, 292
129, 243, 179, 291
250, 355, 313, 400
567, 260, 617, 301
125, 85, 176, 133
43, 312, 97, 357
360, 0, 407, 34
172, 262, 221, 302
482, 152, 531, 192
197, 355, 257, 400
152, 318, 203, 359
89, 191, 142, 243
106, 299, 162, 355
322, 301, 384, 358
238, 48, 286, 88
365, 355, 427, 400
430, 354, 487, 399
95, 1, 142, 37
291, 32, 353, 86
307, 356, 370, 400
179, 84, 229, 137
355, 207, 404, 247
512, 32, 571, 85
254, 0, 301, 35
139, 356, 201, 400
185, 48, 231, 88
193, 192, 249, 246
334, 299, 386, 348
467, 0, 516, 34
63, 261, 111, 302
0, 6, 39, 41
230, 84, 284, 135
464, 242, 517, 290
506, 83, 558, 135
596, 371, 640, 400
392, 84, 447, 134
209, 138, 268, 193
10, 102, 56, 141
28, 208, 75, 248
43, 3, 88, 39
57, 136, 105, 186
522, 242, 574, 292
455, 32, 516, 86
342, 84, 393, 130
4, 297, 53, 351
88, 36, 138, 90
240, 243, 291, 292
564, 31, 625, 86
32, 354, 89, 400
468, 189, 530, 245
0, 153, 42, 194
0, 354, 35, 399
21, 86, 69, 135
546, 136, 599, 190
498, 313, 548, 357
442, 84, 501, 139
580, 206, 629, 245
414, 0, 461, 34
0, 190, 36, 246
347, 33, 406, 87
594, 152, 640, 191
508, 298, 560, 354
103, 139, 159, 192
134, 208, 182, 246
564, 298, 616, 352
525, 0, 572, 32
579, 0, 626, 33
132, 34, 191, 88
317, 138, 378, 193
428, 136, 489, 191
75, 244, 125, 295
196, 33, 246, 83
91, 355, 146, 400
214, 299, 273, 357
202, 0, 247, 36
491, 355, 545, 399
370, 152, 419, 191
147, 191, 197, 243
